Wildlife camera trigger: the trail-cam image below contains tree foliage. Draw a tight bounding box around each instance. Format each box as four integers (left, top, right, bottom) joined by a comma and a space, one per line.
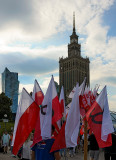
0, 92, 12, 120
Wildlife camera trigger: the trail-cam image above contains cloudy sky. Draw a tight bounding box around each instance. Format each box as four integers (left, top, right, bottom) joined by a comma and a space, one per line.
0, 0, 116, 111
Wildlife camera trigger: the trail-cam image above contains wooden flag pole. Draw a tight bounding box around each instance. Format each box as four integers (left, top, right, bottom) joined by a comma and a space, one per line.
84, 119, 88, 160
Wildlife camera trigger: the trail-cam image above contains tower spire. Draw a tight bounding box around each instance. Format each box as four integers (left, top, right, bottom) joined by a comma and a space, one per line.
73, 12, 76, 33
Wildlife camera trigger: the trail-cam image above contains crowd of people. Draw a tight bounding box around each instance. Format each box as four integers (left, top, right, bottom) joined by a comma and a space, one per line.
0, 129, 116, 160
0, 131, 13, 154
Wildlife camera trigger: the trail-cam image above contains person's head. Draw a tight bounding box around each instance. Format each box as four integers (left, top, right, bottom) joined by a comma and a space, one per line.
5, 131, 7, 135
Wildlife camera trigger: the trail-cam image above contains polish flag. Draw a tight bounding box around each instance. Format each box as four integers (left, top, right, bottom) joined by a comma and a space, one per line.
32, 79, 44, 106
84, 85, 88, 95
68, 77, 86, 99
86, 86, 114, 148
68, 78, 86, 117
50, 83, 80, 152
12, 88, 39, 155
93, 84, 99, 98
79, 77, 86, 95
68, 86, 76, 98
57, 86, 66, 129
31, 80, 44, 147
59, 86, 66, 117
66, 102, 71, 115
41, 76, 62, 139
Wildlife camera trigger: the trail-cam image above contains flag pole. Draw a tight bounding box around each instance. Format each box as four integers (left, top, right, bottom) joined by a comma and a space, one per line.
84, 119, 88, 160
79, 77, 88, 160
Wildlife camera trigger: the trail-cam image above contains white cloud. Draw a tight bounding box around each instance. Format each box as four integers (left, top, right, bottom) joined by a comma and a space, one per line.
83, 16, 108, 56
0, 44, 67, 59
19, 74, 59, 95
19, 83, 33, 95
109, 99, 116, 111
0, 0, 116, 110
111, 95, 116, 99
104, 37, 116, 60
0, 0, 114, 44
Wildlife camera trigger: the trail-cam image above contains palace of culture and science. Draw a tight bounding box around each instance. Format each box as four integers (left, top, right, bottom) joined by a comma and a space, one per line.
59, 13, 90, 101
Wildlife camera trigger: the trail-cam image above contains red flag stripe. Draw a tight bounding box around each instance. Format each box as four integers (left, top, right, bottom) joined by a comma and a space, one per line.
50, 122, 66, 153
60, 99, 64, 114
86, 101, 112, 148
35, 91, 44, 106
52, 96, 62, 124
12, 102, 39, 155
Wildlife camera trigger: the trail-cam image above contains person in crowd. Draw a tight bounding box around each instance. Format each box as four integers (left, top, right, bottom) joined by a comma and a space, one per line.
31, 125, 61, 160
9, 132, 13, 151
82, 134, 84, 152
17, 146, 23, 159
88, 133, 99, 160
69, 147, 75, 157
0, 133, 3, 152
104, 132, 116, 160
60, 148, 66, 157
21, 133, 33, 160
2, 131, 10, 154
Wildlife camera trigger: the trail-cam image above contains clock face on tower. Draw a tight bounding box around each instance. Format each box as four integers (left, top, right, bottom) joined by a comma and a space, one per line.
71, 38, 77, 43
74, 38, 77, 42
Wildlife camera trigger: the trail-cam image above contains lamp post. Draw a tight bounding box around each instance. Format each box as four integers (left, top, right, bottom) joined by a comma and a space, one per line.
3, 114, 8, 131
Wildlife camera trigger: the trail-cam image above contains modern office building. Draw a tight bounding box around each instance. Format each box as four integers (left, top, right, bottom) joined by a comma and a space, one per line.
59, 13, 90, 101
2, 67, 19, 118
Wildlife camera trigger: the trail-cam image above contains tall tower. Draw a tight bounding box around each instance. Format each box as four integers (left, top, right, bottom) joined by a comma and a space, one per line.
2, 67, 19, 119
68, 12, 81, 57
59, 12, 90, 102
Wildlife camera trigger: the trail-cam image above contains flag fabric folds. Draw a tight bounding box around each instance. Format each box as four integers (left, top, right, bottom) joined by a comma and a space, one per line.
41, 76, 62, 139
68, 77, 86, 98
65, 83, 80, 147
68, 86, 76, 98
12, 88, 39, 155
86, 86, 114, 148
59, 86, 66, 117
50, 83, 80, 152
31, 80, 44, 147
57, 86, 66, 129
68, 78, 86, 116
32, 79, 44, 106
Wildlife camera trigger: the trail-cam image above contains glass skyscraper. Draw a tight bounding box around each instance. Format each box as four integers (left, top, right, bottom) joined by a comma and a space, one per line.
2, 68, 19, 118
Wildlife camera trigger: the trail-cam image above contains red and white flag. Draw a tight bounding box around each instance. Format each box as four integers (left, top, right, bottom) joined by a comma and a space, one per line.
86, 86, 114, 148
93, 84, 99, 98
50, 83, 80, 152
68, 77, 86, 99
59, 86, 66, 117
32, 79, 44, 106
79, 77, 86, 95
31, 80, 44, 147
57, 86, 66, 129
68, 86, 76, 98
41, 76, 62, 139
12, 88, 39, 155
66, 102, 71, 115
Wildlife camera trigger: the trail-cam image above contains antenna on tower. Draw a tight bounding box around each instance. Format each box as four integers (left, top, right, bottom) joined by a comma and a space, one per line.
73, 12, 76, 33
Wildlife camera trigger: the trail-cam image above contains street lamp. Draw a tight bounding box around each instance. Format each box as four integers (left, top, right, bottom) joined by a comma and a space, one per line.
3, 114, 8, 131
4, 114, 7, 118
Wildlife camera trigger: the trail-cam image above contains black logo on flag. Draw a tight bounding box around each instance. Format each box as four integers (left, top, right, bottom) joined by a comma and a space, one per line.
41, 105, 54, 117
41, 105, 47, 115
90, 108, 103, 124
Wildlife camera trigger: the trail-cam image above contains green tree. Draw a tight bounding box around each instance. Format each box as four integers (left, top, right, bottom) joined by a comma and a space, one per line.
0, 92, 12, 120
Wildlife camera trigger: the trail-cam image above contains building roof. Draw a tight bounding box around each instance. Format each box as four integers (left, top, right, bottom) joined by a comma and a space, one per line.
110, 111, 116, 132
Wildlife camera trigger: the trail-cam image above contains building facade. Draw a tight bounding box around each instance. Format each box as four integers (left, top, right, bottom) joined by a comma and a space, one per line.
59, 13, 90, 100
2, 68, 19, 117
